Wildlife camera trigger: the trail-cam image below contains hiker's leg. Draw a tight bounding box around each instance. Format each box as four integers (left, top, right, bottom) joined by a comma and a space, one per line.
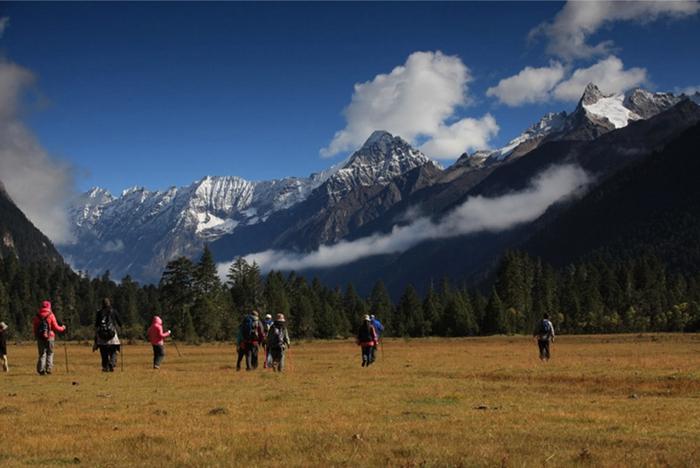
245, 346, 252, 370
538, 340, 546, 360
99, 346, 109, 370
543, 341, 550, 360
37, 340, 45, 374
251, 345, 259, 369
236, 346, 244, 370
361, 346, 368, 366
154, 345, 165, 367
109, 346, 118, 370
1, 354, 7, 372
45, 340, 55, 373
278, 350, 285, 372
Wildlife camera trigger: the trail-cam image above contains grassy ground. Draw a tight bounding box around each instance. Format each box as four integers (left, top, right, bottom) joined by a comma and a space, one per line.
1, 334, 699, 467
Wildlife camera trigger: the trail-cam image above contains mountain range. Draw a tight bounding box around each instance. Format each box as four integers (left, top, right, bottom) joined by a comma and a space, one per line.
58, 84, 700, 292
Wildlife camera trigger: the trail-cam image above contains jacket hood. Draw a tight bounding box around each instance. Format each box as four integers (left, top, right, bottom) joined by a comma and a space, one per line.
151, 316, 162, 325
39, 301, 52, 317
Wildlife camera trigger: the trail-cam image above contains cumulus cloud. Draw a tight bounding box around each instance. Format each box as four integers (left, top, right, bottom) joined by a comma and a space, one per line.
0, 59, 76, 244
486, 62, 566, 106
419, 114, 499, 159
531, 0, 700, 61
321, 51, 497, 160
218, 164, 590, 275
488, 56, 646, 106
552, 56, 647, 101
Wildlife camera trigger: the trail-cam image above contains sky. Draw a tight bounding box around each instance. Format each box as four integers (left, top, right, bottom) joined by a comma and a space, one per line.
0, 1, 699, 242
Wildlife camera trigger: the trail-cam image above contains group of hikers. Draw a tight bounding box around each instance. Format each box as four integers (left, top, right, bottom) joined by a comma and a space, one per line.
0, 299, 555, 375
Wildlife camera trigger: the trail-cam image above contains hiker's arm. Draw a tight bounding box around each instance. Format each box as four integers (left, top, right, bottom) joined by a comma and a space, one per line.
52, 315, 66, 333
113, 310, 123, 328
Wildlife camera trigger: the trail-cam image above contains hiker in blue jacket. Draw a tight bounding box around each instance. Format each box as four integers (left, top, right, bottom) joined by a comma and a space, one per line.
533, 313, 555, 362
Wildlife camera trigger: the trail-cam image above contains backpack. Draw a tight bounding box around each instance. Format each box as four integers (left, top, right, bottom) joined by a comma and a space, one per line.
268, 324, 285, 349
539, 319, 552, 337
36, 315, 50, 340
240, 315, 257, 341
97, 312, 116, 341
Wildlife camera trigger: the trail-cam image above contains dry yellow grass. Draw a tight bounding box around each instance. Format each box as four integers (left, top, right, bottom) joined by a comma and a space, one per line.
1, 335, 699, 467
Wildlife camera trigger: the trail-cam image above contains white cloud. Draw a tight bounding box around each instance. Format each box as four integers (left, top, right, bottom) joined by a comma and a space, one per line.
419, 114, 499, 159
531, 0, 700, 60
101, 239, 125, 253
218, 164, 590, 275
486, 62, 566, 106
0, 17, 8, 38
321, 51, 497, 160
0, 59, 76, 244
552, 56, 647, 101
487, 56, 647, 106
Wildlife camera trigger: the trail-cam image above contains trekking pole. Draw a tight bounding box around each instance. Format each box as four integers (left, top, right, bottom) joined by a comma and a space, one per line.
63, 342, 69, 373
171, 338, 182, 357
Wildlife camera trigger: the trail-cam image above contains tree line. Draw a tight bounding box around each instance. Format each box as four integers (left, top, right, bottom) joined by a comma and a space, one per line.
1, 246, 699, 341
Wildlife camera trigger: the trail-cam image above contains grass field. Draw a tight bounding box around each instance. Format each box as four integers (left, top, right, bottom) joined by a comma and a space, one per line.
1, 335, 699, 467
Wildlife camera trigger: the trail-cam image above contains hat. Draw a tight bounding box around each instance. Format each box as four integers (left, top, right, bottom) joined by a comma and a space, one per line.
0, 322, 7, 331
264, 314, 272, 320
370, 314, 376, 319
41, 300, 52, 311
363, 314, 371, 321
276, 313, 286, 322
251, 310, 259, 317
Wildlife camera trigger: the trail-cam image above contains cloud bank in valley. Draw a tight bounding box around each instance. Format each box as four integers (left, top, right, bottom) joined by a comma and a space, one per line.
218, 164, 590, 276
321, 51, 499, 160
0, 58, 76, 244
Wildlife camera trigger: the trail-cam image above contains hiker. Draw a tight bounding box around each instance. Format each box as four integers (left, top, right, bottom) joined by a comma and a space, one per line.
266, 313, 290, 372
147, 316, 171, 369
370, 314, 384, 358
356, 314, 378, 367
262, 313, 273, 368
0, 321, 8, 372
236, 310, 264, 371
32, 300, 66, 375
94, 298, 122, 372
534, 313, 555, 362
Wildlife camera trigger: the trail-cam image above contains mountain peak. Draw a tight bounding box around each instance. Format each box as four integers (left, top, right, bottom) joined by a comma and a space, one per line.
580, 83, 606, 106
361, 130, 395, 149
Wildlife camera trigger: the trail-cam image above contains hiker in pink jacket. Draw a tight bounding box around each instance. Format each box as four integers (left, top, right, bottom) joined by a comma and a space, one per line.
32, 301, 66, 375
147, 316, 171, 369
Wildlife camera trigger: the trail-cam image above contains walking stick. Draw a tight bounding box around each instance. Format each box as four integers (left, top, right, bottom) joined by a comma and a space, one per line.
171, 339, 182, 357
63, 342, 69, 373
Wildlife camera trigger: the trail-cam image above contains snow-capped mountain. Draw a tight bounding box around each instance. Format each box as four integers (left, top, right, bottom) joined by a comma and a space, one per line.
323, 131, 431, 200
458, 84, 685, 168
63, 131, 430, 282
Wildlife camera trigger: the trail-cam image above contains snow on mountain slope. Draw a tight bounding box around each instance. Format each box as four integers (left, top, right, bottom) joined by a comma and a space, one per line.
584, 94, 640, 128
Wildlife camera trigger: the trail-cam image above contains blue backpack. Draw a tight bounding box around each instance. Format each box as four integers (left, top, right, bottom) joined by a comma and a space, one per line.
240, 315, 257, 341
539, 319, 552, 336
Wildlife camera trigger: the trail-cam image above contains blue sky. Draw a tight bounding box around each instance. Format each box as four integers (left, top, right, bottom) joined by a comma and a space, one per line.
2, 2, 699, 195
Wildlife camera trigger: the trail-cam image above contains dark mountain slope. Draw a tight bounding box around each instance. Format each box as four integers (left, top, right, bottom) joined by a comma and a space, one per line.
523, 122, 700, 271
0, 180, 64, 265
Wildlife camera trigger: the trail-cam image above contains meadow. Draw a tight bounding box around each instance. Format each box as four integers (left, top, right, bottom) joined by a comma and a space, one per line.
0, 335, 699, 467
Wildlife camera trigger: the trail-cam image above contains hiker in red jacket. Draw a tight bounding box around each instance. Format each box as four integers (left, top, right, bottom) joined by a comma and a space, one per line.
356, 314, 378, 367
32, 300, 66, 375
147, 316, 171, 369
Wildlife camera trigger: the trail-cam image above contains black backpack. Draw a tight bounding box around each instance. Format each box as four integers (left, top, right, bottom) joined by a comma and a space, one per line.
268, 324, 285, 349
36, 315, 50, 340
538, 319, 552, 337
97, 312, 116, 341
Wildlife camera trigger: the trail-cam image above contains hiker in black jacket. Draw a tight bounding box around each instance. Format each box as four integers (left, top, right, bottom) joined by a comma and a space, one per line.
94, 298, 122, 372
